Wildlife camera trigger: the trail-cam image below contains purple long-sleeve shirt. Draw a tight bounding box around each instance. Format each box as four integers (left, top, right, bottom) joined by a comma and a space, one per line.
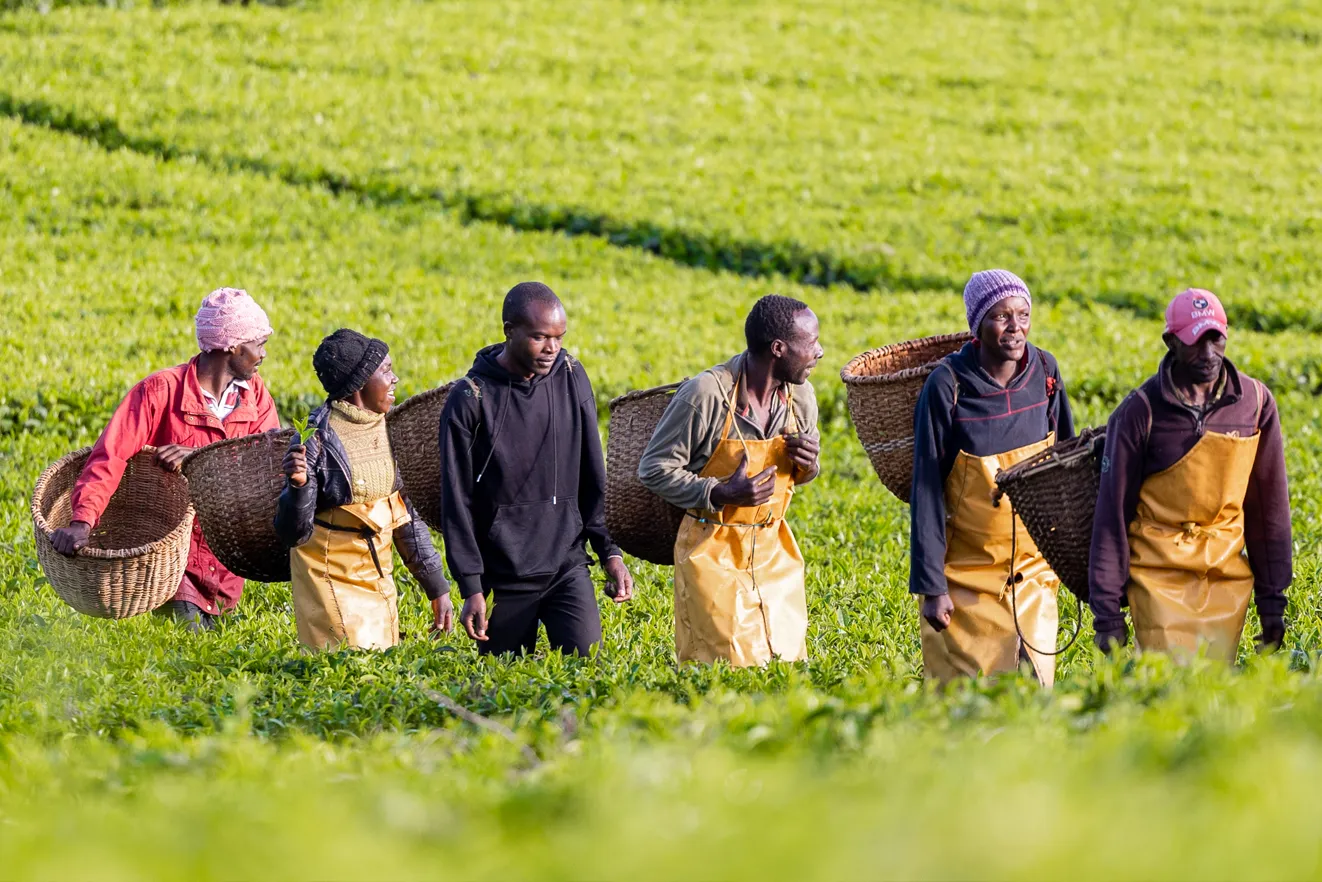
1088, 357, 1292, 640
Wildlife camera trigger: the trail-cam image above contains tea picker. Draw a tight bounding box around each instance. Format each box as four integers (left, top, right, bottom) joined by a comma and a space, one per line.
638, 295, 823, 667
1089, 289, 1292, 659
275, 329, 453, 651
438, 283, 633, 657
41, 288, 279, 630
906, 272, 1077, 685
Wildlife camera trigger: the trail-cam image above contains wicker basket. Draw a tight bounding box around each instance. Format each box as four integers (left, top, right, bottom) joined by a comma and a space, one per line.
606, 382, 688, 565
841, 332, 973, 502
182, 428, 297, 583
32, 446, 194, 618
386, 381, 459, 531
994, 427, 1106, 603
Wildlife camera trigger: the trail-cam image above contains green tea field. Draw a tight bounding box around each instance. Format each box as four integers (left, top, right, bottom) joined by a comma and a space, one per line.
2, 1, 1322, 878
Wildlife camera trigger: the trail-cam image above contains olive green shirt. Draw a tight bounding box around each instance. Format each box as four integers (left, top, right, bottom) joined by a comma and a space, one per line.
637, 354, 820, 512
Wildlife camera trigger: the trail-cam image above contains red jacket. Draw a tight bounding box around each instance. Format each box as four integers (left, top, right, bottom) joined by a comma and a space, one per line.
70, 358, 280, 614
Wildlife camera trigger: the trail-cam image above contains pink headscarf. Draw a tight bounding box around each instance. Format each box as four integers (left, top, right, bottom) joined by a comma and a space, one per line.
194, 288, 274, 352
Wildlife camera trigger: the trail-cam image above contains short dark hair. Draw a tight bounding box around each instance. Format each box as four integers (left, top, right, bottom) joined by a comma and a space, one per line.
745, 294, 810, 355
502, 281, 562, 327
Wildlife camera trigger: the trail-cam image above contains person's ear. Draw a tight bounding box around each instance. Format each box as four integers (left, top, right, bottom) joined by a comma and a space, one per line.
503, 321, 515, 339
770, 339, 787, 359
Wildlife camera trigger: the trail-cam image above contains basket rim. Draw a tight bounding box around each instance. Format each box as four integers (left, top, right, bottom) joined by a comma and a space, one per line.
996, 426, 1105, 485
181, 426, 296, 474
840, 332, 973, 386
31, 445, 195, 561
388, 379, 460, 422
608, 380, 687, 412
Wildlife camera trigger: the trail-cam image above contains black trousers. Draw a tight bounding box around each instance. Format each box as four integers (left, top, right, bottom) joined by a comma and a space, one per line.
480, 563, 602, 657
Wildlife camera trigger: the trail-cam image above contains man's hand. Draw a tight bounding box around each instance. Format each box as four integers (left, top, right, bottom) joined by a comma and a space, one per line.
921, 593, 954, 632
460, 594, 489, 642
430, 595, 455, 635
1094, 626, 1128, 654
154, 444, 193, 474
51, 520, 92, 557
602, 556, 634, 603
1257, 615, 1286, 653
783, 430, 820, 478
282, 444, 309, 488
710, 452, 777, 508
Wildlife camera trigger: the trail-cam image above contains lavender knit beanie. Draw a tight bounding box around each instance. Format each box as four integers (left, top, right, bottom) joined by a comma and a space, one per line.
963, 269, 1032, 333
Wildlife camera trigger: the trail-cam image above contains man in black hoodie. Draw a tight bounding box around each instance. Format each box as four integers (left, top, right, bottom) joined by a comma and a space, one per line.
439, 282, 634, 656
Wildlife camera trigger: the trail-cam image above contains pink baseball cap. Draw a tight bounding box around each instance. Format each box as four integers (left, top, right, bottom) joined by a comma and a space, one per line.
1165, 288, 1228, 345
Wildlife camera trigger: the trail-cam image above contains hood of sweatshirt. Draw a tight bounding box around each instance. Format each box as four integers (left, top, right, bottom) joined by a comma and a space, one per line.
470, 343, 567, 389
940, 339, 1062, 444
946, 340, 1046, 398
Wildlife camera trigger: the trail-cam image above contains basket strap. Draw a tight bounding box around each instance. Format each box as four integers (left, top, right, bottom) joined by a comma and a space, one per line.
942, 361, 959, 414
462, 376, 487, 458
1252, 378, 1263, 428
1037, 348, 1060, 432
1133, 388, 1153, 444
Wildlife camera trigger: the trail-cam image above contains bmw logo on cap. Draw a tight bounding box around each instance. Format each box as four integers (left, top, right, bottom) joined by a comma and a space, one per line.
1193, 296, 1209, 309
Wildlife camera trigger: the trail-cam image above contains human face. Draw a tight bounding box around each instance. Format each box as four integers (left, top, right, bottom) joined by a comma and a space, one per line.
1166, 330, 1226, 385
772, 309, 825, 385
504, 301, 567, 377
978, 296, 1031, 363
228, 337, 268, 380
357, 355, 399, 414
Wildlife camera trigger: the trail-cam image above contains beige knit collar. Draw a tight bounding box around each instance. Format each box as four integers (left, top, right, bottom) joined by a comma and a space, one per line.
329, 399, 386, 426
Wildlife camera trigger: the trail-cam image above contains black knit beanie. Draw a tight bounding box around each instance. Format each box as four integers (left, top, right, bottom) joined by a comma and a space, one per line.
313, 329, 389, 400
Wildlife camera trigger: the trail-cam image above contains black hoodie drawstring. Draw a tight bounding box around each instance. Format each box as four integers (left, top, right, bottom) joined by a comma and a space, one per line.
476, 351, 571, 504
476, 380, 512, 484
548, 379, 559, 505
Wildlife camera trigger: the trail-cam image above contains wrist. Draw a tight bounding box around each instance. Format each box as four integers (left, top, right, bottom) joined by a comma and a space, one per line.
457, 573, 484, 600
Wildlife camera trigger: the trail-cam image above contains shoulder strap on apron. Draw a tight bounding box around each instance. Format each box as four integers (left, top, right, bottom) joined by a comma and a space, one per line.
718, 370, 752, 459
783, 383, 798, 435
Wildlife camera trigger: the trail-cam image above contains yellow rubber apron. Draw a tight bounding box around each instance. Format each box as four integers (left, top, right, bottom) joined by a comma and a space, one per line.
673, 375, 807, 667
919, 434, 1060, 686
1127, 383, 1262, 662
290, 490, 411, 651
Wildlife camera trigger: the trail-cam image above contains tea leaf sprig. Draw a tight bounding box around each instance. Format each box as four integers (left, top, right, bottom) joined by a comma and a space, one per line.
291, 415, 318, 446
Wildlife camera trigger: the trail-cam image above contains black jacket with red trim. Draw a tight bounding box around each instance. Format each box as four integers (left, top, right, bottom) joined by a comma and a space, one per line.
908, 341, 1075, 597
